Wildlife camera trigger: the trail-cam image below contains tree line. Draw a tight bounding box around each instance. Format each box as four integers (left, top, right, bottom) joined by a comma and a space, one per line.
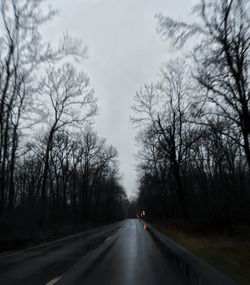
0, 0, 126, 242
132, 0, 250, 230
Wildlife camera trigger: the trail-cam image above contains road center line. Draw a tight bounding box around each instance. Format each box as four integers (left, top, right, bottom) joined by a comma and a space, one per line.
105, 236, 112, 242
46, 276, 62, 285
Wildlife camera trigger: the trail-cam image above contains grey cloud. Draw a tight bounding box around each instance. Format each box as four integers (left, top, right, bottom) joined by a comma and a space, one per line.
43, 0, 197, 197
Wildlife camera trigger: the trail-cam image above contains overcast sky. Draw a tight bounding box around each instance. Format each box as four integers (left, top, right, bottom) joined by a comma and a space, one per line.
43, 0, 197, 198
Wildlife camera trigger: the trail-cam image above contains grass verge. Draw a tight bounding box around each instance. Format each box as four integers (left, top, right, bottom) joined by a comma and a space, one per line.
154, 224, 250, 285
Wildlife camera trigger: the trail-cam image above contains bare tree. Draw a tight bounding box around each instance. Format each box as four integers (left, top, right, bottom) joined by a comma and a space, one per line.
38, 63, 97, 224
156, 0, 250, 171
133, 0, 250, 232
132, 60, 195, 218
0, 0, 85, 213
0, 0, 127, 240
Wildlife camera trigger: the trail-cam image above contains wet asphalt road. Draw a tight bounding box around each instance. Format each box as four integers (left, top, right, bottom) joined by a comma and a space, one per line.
0, 222, 122, 285
0, 219, 187, 285
0, 219, 236, 285
58, 219, 186, 285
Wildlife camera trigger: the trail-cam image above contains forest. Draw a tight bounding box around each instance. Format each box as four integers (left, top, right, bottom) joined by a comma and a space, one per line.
1, 0, 249, 252
132, 0, 250, 232
0, 0, 126, 248
0, 1, 249, 284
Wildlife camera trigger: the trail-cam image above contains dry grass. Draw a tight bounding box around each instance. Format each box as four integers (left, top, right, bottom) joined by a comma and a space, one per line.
155, 224, 250, 285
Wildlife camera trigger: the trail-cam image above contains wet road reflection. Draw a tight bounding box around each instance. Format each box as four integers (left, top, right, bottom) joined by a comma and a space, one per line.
58, 219, 186, 285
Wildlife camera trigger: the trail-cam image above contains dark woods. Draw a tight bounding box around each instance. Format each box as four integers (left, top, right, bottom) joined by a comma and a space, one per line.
0, 0, 126, 247
1, 0, 249, 248
132, 0, 250, 230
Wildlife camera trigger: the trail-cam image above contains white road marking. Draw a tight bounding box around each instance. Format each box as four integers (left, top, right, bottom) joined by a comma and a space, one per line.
105, 236, 112, 242
46, 276, 62, 285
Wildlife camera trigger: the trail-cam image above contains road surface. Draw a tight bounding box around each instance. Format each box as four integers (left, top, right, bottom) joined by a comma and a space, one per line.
0, 219, 237, 285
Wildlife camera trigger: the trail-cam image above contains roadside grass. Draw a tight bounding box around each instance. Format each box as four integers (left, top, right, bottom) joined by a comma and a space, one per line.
154, 224, 250, 285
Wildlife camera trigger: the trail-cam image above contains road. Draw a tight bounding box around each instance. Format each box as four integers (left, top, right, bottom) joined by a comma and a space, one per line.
0, 219, 237, 285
